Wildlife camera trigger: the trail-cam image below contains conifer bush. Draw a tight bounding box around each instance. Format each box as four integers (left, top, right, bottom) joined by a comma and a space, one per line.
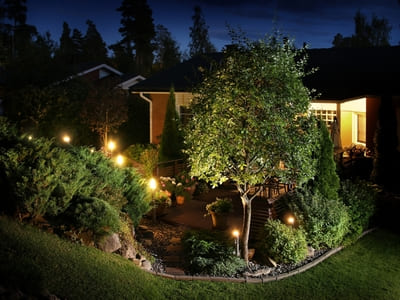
257, 219, 308, 264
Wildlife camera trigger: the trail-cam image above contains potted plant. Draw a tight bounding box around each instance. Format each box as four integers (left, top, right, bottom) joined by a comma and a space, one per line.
175, 183, 191, 205
205, 197, 233, 230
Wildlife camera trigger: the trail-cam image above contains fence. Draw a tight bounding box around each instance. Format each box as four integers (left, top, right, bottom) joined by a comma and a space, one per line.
155, 159, 186, 178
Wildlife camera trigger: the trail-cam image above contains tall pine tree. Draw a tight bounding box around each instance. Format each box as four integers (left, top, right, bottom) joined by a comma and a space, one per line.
188, 6, 216, 57
154, 24, 181, 71
83, 20, 108, 63
159, 86, 182, 162
117, 0, 155, 75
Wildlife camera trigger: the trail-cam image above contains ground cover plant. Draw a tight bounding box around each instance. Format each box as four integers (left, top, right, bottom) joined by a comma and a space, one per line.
1, 216, 399, 300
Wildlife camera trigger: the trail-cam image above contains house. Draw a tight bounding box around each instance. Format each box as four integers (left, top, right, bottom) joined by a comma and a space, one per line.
130, 47, 400, 154
68, 63, 145, 90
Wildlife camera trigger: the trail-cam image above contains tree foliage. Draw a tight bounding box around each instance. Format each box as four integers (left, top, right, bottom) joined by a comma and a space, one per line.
332, 11, 392, 47
188, 6, 216, 57
185, 32, 319, 263
117, 0, 155, 75
154, 24, 181, 71
159, 86, 182, 161
80, 79, 128, 148
309, 121, 340, 200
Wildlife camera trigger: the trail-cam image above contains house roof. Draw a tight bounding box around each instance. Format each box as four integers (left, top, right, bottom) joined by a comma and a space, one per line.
130, 52, 223, 93
131, 46, 400, 100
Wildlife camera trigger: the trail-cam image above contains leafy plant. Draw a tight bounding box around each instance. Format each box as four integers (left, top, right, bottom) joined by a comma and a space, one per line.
278, 189, 350, 249
205, 198, 233, 215
183, 230, 246, 276
340, 179, 376, 245
257, 219, 308, 264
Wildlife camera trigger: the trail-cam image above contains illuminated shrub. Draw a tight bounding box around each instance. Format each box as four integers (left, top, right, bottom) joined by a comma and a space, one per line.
257, 219, 308, 264
71, 195, 121, 236
278, 189, 350, 249
340, 179, 376, 245
183, 230, 246, 276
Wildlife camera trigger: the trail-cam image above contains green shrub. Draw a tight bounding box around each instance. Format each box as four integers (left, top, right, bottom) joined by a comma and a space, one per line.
257, 219, 308, 264
72, 195, 121, 235
72, 148, 127, 210
121, 168, 150, 226
278, 189, 350, 249
183, 230, 246, 276
205, 197, 233, 215
340, 179, 376, 244
0, 134, 88, 219
123, 144, 149, 162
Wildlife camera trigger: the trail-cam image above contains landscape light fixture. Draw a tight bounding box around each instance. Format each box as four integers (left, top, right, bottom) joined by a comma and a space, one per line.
149, 178, 157, 222
232, 229, 240, 257
287, 215, 295, 226
116, 154, 124, 166
62, 134, 71, 143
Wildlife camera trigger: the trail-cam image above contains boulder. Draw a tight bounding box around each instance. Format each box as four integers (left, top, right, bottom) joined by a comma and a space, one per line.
121, 243, 137, 260
98, 233, 122, 253
307, 246, 315, 257
141, 260, 152, 271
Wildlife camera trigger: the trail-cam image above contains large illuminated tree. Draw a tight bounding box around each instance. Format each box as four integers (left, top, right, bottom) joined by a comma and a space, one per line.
185, 33, 319, 264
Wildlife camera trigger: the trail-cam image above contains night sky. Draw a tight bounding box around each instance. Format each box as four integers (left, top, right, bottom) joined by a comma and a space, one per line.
27, 0, 400, 51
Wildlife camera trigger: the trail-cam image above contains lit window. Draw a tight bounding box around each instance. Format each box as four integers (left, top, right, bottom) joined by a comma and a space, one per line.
357, 113, 366, 143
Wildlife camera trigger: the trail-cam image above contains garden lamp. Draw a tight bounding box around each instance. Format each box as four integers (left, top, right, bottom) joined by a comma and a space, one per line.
233, 229, 240, 257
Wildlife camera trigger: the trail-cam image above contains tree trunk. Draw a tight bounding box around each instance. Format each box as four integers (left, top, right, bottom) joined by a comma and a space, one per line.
240, 195, 252, 265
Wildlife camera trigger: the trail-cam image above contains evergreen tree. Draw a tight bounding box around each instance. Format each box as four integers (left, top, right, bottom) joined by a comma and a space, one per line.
71, 28, 84, 64
310, 121, 340, 200
332, 11, 392, 47
154, 24, 181, 71
159, 86, 182, 162
189, 6, 216, 57
117, 0, 155, 75
55, 22, 75, 65
83, 19, 108, 63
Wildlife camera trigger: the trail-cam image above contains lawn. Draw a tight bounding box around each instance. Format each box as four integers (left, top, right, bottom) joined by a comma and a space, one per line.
0, 216, 399, 300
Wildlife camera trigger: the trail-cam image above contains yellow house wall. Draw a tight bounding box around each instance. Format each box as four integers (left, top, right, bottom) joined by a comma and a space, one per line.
340, 111, 353, 147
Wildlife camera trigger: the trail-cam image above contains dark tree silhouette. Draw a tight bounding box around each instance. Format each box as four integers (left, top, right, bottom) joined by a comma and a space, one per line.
332, 11, 392, 47
154, 24, 181, 71
83, 20, 108, 63
117, 0, 155, 75
189, 6, 216, 57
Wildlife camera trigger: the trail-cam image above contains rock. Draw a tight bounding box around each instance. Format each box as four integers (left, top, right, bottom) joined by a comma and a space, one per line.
121, 243, 137, 259
244, 267, 272, 277
307, 246, 315, 257
141, 260, 152, 271
98, 233, 122, 253
266, 256, 277, 268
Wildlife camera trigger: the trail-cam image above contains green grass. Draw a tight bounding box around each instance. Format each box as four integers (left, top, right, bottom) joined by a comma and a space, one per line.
1, 216, 399, 300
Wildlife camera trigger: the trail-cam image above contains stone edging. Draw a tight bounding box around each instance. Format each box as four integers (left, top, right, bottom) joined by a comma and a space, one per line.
144, 227, 377, 283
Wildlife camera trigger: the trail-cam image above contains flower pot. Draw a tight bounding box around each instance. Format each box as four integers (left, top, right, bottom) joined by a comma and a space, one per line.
210, 212, 228, 230
176, 195, 185, 205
